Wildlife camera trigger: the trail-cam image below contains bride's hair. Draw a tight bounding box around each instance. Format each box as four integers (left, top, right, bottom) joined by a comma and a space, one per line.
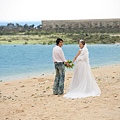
79, 39, 85, 45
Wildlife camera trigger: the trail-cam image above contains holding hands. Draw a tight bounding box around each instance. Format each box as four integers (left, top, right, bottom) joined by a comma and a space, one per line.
65, 60, 74, 69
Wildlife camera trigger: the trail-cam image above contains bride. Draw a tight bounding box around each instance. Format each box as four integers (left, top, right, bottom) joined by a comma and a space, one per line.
63, 40, 101, 98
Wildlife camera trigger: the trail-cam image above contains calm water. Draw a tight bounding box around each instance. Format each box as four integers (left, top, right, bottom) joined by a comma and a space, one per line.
0, 44, 120, 81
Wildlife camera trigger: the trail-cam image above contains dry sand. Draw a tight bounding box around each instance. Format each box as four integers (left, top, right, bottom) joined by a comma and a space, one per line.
0, 65, 120, 120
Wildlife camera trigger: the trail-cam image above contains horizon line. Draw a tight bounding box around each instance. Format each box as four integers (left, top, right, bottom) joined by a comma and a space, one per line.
0, 17, 120, 22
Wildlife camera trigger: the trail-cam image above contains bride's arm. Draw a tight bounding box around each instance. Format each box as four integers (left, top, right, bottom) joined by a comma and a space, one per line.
73, 50, 81, 63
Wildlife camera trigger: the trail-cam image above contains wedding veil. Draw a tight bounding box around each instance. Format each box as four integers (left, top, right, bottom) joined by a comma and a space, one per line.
79, 40, 90, 64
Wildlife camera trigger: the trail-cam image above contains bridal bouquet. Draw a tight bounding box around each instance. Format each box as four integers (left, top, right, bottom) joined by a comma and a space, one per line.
65, 60, 74, 69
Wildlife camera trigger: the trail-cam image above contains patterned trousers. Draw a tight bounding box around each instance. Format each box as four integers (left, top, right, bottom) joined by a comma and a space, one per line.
53, 62, 65, 95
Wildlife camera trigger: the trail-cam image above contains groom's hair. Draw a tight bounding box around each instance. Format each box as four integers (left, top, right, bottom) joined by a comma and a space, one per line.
56, 38, 63, 45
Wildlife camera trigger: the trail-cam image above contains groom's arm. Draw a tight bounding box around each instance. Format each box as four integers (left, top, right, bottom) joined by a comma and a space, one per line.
58, 49, 69, 66
58, 48, 67, 62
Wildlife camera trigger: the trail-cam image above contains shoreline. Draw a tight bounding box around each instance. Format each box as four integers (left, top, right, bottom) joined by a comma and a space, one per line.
0, 43, 120, 45
1, 63, 120, 82
0, 64, 120, 120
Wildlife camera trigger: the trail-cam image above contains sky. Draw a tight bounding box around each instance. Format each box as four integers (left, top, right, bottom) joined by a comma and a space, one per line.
0, 0, 120, 22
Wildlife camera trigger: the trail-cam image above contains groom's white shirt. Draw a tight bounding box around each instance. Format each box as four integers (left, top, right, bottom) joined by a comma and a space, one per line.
52, 46, 67, 62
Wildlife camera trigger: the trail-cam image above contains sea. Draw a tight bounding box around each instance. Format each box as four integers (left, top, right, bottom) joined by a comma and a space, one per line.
0, 44, 120, 82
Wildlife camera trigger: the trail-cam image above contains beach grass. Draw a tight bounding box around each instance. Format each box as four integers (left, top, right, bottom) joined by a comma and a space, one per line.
0, 34, 75, 45
0, 33, 120, 45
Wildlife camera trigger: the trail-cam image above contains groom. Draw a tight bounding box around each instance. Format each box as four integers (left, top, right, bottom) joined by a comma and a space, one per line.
52, 38, 68, 95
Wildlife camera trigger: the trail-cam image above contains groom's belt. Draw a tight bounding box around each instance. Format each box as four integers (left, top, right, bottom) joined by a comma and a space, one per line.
54, 62, 64, 64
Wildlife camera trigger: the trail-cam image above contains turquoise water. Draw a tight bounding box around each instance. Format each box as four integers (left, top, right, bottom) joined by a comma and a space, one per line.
0, 44, 120, 81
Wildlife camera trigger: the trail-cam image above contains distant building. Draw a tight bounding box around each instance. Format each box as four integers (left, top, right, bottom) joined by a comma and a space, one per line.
42, 18, 120, 32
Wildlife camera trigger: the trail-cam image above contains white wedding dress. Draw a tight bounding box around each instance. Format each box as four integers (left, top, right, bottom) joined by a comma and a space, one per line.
63, 44, 101, 99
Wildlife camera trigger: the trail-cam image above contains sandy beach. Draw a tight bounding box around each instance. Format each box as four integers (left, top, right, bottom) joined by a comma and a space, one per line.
0, 64, 120, 120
